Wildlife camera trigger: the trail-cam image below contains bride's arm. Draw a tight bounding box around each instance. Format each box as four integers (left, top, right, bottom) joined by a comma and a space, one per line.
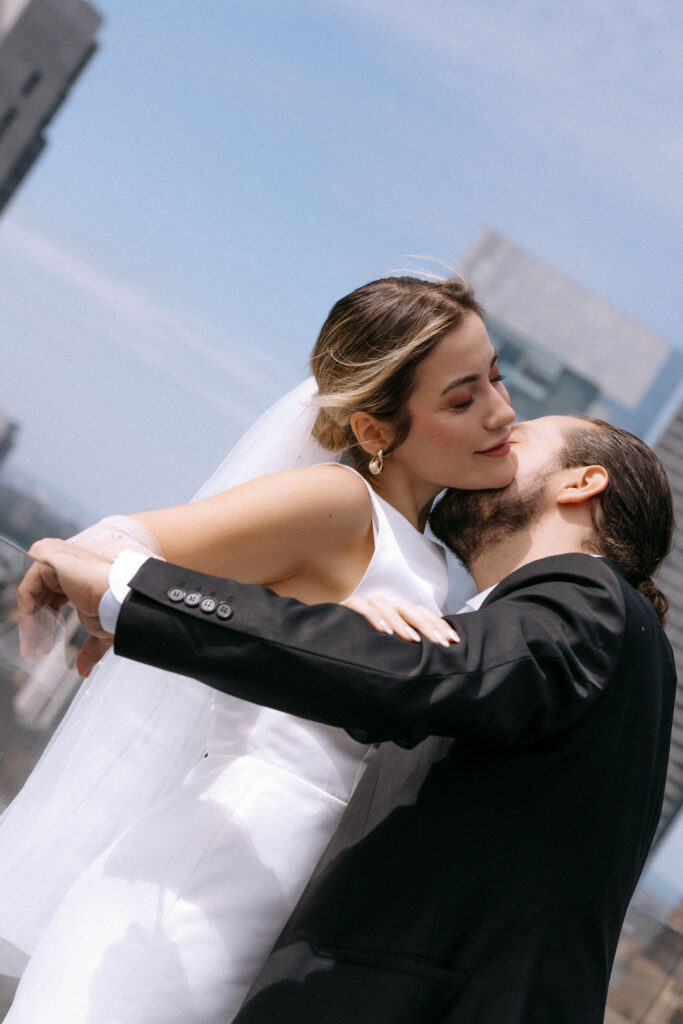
97, 465, 373, 591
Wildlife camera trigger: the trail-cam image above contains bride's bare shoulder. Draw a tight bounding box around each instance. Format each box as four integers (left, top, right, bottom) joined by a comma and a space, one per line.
257, 463, 372, 530
294, 462, 370, 493
255, 464, 374, 596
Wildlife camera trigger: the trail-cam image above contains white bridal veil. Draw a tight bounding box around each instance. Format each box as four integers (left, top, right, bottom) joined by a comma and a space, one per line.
0, 377, 335, 955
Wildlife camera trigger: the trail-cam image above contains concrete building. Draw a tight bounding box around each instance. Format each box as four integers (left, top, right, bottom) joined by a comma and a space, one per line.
0, 0, 101, 213
461, 229, 683, 443
605, 903, 683, 1023
461, 229, 683, 844
650, 396, 683, 845
0, 412, 17, 466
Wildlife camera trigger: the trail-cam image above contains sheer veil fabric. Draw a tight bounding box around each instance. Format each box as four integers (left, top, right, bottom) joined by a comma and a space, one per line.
0, 378, 335, 955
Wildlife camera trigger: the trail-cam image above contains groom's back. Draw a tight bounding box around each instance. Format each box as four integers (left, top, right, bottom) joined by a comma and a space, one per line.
234, 558, 676, 1024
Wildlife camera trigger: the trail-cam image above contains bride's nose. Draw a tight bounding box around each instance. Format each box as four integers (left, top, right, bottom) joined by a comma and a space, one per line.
484, 382, 516, 430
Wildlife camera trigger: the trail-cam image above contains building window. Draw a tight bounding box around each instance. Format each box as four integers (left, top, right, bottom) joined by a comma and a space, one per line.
21, 70, 43, 97
0, 106, 18, 141
486, 316, 599, 420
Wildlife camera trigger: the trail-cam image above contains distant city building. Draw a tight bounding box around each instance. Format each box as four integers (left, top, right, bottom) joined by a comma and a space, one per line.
0, 411, 17, 465
0, 0, 101, 213
461, 229, 683, 442
461, 229, 683, 845
606, 903, 683, 1023
0, 402, 84, 809
650, 394, 683, 845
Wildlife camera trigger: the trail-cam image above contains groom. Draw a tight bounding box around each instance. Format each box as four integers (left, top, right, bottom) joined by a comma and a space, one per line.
20, 415, 676, 1023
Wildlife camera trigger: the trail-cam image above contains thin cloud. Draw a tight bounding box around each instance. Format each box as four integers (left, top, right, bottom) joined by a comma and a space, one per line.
322, 0, 683, 213
0, 217, 289, 423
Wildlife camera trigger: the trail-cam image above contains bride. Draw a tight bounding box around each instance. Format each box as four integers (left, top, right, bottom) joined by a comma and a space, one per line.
2, 273, 515, 1022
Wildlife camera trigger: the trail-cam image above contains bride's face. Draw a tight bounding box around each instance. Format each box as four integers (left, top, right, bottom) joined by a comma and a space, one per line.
389, 314, 516, 494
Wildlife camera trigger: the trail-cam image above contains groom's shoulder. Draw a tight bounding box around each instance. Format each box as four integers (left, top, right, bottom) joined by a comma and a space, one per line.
484, 554, 629, 623
490, 552, 623, 596
486, 554, 669, 643
471, 556, 636, 672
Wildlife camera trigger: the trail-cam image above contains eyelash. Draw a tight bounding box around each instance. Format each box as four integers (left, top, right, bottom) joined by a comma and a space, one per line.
450, 374, 506, 411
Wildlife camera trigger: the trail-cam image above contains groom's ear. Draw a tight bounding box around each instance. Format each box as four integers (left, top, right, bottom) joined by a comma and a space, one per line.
555, 464, 609, 505
349, 412, 395, 455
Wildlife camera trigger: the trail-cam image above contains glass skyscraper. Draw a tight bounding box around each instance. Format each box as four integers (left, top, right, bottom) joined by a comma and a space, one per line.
462, 229, 683, 442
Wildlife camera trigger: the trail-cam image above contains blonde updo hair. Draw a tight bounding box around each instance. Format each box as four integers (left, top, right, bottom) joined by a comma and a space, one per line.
310, 275, 483, 474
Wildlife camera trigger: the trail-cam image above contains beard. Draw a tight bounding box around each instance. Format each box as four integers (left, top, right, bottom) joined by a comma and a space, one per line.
429, 474, 549, 570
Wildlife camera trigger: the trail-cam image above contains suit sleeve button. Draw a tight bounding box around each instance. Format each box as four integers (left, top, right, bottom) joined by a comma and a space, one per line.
184, 592, 202, 607
216, 603, 233, 620
200, 597, 217, 614
167, 587, 186, 602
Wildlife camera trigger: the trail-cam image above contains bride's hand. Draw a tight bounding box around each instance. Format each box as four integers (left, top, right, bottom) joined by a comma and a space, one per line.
18, 539, 114, 674
341, 595, 459, 646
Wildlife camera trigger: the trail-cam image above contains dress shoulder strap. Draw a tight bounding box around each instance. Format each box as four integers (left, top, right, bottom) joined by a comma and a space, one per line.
318, 463, 449, 613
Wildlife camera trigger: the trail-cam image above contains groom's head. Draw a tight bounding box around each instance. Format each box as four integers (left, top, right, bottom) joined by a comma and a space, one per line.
429, 415, 674, 622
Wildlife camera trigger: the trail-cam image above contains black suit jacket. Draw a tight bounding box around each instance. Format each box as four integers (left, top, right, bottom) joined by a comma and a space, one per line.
115, 553, 676, 1023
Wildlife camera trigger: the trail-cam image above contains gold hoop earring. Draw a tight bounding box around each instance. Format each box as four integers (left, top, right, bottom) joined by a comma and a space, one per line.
368, 450, 384, 476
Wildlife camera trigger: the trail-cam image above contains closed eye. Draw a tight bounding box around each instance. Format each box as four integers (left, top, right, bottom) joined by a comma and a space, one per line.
450, 373, 506, 411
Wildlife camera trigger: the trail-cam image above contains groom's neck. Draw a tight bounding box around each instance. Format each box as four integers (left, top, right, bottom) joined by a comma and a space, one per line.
469, 520, 595, 593
468, 531, 535, 593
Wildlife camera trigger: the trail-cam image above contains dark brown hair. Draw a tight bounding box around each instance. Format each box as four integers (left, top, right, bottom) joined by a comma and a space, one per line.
310, 275, 483, 473
560, 418, 674, 624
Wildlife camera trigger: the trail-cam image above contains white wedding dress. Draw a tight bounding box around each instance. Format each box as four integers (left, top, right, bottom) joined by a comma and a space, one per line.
4, 470, 448, 1023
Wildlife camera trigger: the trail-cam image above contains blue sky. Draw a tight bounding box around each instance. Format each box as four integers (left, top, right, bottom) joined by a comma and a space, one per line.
0, 0, 681, 523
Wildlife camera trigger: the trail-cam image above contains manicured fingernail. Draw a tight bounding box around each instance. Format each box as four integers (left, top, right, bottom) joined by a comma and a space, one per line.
448, 629, 460, 643
379, 619, 394, 635
433, 631, 451, 647
406, 627, 421, 642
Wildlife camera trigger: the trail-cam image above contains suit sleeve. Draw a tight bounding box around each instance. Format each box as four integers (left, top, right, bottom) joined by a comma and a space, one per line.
114, 554, 627, 748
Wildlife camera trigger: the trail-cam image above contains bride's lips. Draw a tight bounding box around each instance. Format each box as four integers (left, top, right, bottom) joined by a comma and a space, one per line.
476, 438, 511, 458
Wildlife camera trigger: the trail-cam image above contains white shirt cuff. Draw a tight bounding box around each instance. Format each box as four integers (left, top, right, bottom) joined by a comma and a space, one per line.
99, 549, 158, 633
